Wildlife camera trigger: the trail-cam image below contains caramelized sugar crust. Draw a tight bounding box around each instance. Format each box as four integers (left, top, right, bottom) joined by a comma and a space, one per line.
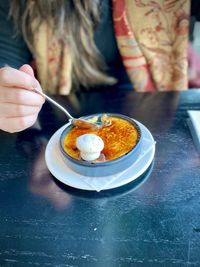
64, 117, 139, 161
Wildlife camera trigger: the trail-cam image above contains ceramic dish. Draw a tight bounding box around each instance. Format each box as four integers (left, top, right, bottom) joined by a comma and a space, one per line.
45, 120, 155, 191
59, 113, 142, 177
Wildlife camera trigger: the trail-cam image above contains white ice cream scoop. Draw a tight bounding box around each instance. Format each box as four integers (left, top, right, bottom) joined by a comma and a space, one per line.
76, 134, 104, 161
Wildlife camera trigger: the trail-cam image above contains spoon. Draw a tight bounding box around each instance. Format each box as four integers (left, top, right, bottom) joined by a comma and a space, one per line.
32, 88, 111, 129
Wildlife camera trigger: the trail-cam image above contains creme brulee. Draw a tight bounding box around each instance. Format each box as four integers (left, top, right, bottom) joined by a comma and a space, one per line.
63, 117, 139, 161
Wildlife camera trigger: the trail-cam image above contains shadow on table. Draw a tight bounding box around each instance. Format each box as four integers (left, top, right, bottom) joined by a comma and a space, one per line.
53, 161, 154, 200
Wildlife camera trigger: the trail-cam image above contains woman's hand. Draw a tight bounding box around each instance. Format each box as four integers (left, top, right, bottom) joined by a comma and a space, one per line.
0, 64, 45, 133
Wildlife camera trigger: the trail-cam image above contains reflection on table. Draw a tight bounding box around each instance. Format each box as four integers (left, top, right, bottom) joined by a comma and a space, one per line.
0, 89, 200, 266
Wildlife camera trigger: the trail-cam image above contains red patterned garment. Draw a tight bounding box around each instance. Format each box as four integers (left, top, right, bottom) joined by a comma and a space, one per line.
113, 0, 190, 92
32, 0, 190, 94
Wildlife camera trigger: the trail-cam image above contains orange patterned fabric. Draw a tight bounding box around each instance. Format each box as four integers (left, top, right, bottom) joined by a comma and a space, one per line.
113, 0, 190, 92
32, 0, 190, 94
31, 21, 72, 95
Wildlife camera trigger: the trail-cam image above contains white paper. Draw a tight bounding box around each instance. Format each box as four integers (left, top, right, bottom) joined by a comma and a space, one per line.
76, 137, 156, 191
187, 110, 200, 154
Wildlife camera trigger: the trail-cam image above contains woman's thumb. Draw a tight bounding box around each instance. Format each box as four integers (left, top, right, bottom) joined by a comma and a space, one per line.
19, 64, 35, 77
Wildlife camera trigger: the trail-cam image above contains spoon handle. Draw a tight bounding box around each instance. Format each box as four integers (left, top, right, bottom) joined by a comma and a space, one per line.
33, 89, 74, 120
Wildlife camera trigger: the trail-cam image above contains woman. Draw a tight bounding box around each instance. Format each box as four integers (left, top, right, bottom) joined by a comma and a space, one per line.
0, 0, 198, 132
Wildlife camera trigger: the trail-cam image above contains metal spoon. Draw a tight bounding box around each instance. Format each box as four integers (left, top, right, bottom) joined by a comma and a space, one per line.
32, 89, 110, 129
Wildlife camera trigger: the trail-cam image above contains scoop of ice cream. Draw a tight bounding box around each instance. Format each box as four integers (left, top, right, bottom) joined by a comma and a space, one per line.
76, 133, 104, 161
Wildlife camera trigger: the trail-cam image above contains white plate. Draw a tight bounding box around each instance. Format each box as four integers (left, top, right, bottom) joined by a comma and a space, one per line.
45, 121, 155, 191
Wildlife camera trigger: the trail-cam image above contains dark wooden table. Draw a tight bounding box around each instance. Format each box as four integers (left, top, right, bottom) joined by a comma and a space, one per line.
0, 88, 200, 266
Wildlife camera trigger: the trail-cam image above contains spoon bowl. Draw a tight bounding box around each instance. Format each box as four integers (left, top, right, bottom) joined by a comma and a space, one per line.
33, 89, 111, 129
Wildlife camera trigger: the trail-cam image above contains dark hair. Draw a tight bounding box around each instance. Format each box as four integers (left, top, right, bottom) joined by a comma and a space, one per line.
10, 0, 116, 88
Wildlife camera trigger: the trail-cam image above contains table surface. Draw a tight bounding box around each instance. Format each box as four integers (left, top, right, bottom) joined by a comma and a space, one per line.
0, 88, 200, 267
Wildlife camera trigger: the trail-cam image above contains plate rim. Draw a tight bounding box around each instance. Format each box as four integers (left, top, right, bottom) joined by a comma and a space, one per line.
45, 120, 155, 191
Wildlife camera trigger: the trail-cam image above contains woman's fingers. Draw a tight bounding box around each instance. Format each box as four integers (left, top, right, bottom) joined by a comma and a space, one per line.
19, 64, 43, 93
0, 102, 42, 117
19, 64, 35, 77
0, 115, 38, 133
0, 86, 45, 106
0, 66, 38, 89
0, 65, 45, 133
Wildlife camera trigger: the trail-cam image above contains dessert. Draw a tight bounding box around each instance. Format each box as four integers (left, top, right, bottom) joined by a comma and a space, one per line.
63, 115, 140, 162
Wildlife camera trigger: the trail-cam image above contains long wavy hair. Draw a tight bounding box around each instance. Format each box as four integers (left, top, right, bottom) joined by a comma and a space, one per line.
9, 0, 116, 88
